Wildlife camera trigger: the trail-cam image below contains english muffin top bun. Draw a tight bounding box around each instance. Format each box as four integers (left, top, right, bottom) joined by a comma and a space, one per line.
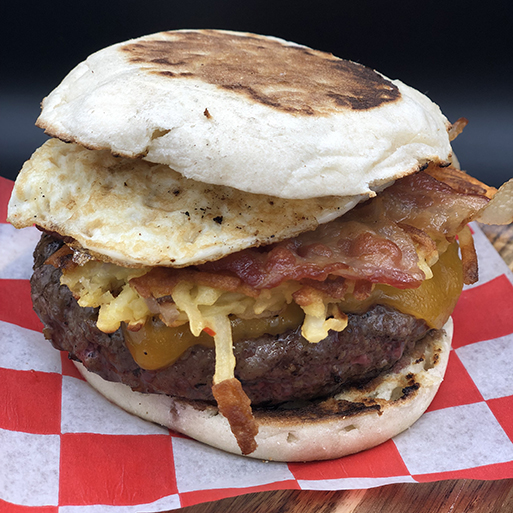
36, 29, 452, 200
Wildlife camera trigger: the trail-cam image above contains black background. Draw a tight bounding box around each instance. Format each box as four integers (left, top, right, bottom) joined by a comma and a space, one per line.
2, 1, 512, 186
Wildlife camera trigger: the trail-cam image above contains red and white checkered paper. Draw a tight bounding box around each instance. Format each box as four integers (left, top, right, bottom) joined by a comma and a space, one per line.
1, 174, 513, 512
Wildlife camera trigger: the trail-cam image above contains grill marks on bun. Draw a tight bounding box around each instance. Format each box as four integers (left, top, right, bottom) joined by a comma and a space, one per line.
119, 30, 400, 116
32, 30, 453, 200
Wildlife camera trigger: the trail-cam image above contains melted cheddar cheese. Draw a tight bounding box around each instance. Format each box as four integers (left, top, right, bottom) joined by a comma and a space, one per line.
122, 303, 305, 370
338, 242, 463, 330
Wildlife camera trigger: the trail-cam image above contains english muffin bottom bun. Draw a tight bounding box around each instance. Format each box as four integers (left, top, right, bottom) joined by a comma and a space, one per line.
7, 30, 512, 461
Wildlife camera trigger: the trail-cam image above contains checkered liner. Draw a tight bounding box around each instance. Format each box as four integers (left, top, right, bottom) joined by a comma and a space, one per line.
1, 176, 512, 511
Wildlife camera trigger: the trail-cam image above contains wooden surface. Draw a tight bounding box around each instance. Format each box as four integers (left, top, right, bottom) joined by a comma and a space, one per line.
175, 223, 513, 513
178, 480, 513, 512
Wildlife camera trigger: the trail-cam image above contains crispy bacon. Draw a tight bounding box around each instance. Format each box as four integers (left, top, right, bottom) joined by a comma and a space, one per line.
298, 276, 348, 300
448, 117, 468, 141
202, 202, 425, 290
381, 166, 490, 238
457, 224, 479, 285
397, 222, 438, 267
424, 164, 495, 199
45, 244, 76, 271
212, 378, 259, 455
131, 267, 259, 299
130, 166, 491, 300
199, 166, 490, 290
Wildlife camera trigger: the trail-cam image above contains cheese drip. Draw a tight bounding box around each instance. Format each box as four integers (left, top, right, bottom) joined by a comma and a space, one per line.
337, 241, 463, 330
123, 303, 305, 370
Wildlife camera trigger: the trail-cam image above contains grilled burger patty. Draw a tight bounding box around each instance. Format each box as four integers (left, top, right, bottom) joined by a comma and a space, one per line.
31, 233, 432, 405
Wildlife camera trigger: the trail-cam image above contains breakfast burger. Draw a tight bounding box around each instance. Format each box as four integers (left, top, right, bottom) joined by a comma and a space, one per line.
7, 30, 513, 461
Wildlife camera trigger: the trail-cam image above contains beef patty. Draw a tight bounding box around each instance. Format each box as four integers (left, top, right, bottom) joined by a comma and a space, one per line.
31, 233, 432, 405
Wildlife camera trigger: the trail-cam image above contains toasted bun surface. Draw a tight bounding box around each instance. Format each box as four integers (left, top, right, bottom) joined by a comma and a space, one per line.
36, 29, 452, 200
74, 319, 452, 461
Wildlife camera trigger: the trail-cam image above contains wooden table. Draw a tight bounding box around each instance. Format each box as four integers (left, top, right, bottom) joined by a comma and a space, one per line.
175, 223, 513, 513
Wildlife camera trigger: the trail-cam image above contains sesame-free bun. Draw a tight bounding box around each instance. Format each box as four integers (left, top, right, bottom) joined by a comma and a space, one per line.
36, 29, 452, 200
74, 319, 452, 462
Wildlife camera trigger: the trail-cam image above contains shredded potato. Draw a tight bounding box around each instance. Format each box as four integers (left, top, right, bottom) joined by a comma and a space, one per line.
299, 289, 349, 343
60, 233, 440, 346
59, 255, 353, 399
448, 117, 468, 141
60, 261, 149, 333
209, 315, 237, 384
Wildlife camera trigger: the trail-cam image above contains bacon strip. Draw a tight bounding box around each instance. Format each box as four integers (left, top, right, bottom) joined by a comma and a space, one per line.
201, 167, 489, 291
45, 244, 75, 271
131, 166, 491, 299
458, 224, 479, 285
212, 378, 259, 455
202, 201, 425, 290
131, 267, 259, 299
381, 166, 490, 237
448, 117, 468, 141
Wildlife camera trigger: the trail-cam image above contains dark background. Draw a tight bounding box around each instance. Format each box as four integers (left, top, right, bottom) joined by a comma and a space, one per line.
2, 1, 512, 187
